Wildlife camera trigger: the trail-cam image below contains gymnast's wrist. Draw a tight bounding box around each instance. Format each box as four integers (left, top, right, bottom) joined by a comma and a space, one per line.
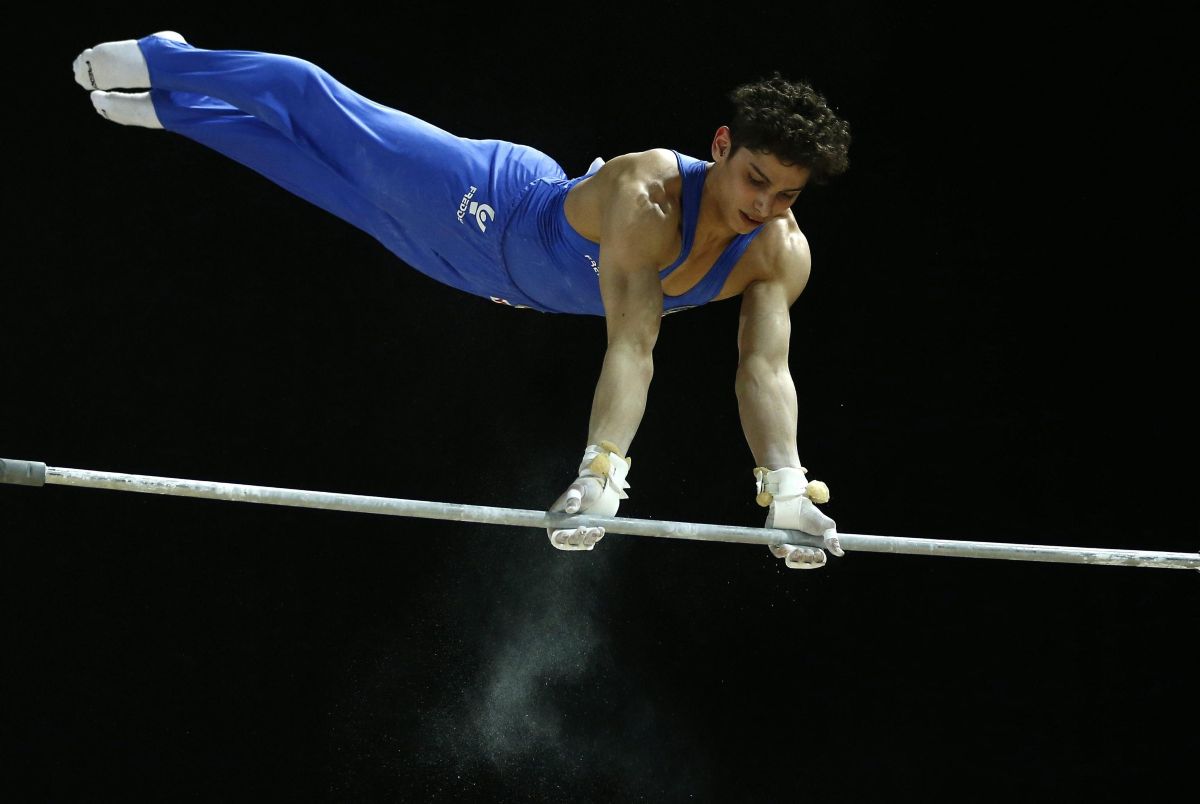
576, 441, 631, 498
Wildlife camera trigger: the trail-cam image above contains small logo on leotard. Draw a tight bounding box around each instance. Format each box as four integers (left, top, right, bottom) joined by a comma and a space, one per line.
457, 185, 496, 233
469, 201, 495, 232
584, 254, 599, 277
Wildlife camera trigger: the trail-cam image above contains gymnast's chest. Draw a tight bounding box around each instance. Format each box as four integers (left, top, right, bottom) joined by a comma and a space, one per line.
661, 243, 720, 296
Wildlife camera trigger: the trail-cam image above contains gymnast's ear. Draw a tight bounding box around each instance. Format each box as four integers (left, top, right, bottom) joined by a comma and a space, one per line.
711, 125, 732, 161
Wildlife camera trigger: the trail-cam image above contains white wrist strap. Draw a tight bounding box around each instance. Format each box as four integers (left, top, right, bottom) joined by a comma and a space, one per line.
578, 441, 631, 500
753, 465, 830, 507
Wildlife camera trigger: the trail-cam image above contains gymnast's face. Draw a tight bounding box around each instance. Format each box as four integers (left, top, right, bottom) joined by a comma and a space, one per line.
710, 126, 811, 234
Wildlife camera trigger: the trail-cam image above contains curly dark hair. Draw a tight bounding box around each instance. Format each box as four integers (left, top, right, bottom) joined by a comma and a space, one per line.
728, 73, 851, 184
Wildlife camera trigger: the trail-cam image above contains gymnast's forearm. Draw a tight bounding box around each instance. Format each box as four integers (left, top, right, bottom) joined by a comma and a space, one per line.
585, 343, 654, 456
735, 359, 803, 470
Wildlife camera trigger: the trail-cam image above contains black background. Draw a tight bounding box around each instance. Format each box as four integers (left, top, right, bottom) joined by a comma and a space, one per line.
6, 3, 1196, 801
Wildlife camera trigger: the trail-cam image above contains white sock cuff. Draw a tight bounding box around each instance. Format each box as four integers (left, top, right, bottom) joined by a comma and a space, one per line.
90, 91, 163, 129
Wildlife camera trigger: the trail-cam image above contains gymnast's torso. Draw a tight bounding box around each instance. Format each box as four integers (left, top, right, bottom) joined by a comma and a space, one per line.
499, 148, 788, 316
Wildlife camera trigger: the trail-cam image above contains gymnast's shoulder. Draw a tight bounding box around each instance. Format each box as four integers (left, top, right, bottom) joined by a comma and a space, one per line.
736, 213, 813, 302
563, 149, 683, 242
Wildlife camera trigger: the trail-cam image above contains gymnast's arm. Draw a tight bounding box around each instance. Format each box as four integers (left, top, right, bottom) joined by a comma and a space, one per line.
735, 246, 841, 567
584, 178, 675, 456
544, 163, 674, 549
734, 237, 811, 470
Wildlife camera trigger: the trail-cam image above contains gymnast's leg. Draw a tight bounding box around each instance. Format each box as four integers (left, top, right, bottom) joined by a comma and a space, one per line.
71, 32, 564, 304
75, 36, 407, 250
74, 32, 481, 216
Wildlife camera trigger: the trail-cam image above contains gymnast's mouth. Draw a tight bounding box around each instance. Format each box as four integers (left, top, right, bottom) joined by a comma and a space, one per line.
740, 211, 764, 226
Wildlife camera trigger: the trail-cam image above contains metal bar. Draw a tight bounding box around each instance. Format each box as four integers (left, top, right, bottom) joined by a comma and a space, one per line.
4, 461, 1197, 570
832, 533, 1198, 570
43, 465, 820, 546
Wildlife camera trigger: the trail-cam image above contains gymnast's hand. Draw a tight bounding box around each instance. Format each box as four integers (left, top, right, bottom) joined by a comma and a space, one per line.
546, 442, 631, 551
547, 476, 607, 550
754, 466, 843, 570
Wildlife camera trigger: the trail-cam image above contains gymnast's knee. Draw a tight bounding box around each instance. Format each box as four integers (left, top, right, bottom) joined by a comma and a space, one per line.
237, 51, 337, 93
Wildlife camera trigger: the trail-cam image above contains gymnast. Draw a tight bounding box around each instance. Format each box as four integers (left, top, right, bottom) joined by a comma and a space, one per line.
72, 31, 852, 568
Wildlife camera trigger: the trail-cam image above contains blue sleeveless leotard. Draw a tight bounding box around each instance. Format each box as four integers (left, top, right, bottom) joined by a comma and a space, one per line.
136, 35, 764, 316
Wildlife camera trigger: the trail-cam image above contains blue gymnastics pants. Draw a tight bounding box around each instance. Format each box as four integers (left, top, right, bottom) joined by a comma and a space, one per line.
138, 34, 564, 308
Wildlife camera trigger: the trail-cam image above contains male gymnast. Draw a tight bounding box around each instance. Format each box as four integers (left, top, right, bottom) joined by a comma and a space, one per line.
72, 31, 851, 569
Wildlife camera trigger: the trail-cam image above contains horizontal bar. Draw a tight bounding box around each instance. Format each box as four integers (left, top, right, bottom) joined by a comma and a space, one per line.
43, 465, 825, 547
3, 461, 1197, 570
833, 533, 1198, 570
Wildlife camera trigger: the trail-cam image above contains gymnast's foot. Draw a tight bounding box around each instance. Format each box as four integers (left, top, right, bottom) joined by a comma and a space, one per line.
89, 91, 163, 129
72, 30, 186, 90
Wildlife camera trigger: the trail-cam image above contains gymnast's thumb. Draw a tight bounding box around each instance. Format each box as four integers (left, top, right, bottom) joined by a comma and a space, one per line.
564, 486, 584, 514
